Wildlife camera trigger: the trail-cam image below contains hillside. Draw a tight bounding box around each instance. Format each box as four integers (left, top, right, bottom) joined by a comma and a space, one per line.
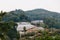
2, 9, 60, 29
25, 9, 60, 21
3, 9, 60, 22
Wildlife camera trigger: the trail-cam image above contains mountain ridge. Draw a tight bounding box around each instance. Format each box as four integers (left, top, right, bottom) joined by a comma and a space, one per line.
3, 8, 60, 21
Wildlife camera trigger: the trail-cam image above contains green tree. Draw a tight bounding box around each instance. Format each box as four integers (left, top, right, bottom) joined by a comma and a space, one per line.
7, 21, 20, 40
0, 11, 7, 40
23, 27, 27, 32
0, 11, 6, 21
0, 11, 20, 40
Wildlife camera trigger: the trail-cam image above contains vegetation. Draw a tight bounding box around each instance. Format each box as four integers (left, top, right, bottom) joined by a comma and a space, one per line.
44, 17, 60, 29
2, 9, 60, 28
0, 9, 60, 40
20, 29, 60, 40
0, 11, 20, 40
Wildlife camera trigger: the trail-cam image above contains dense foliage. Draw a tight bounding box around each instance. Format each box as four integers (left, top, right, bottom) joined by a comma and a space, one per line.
0, 11, 20, 40
44, 17, 60, 29
3, 9, 60, 22
0, 9, 60, 40
2, 9, 60, 28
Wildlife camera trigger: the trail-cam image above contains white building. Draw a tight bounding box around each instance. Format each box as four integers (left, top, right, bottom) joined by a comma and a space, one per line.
17, 22, 36, 31
17, 22, 44, 34
31, 20, 43, 24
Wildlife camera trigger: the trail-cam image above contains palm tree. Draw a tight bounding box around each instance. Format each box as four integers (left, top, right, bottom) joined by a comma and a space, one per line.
0, 11, 6, 21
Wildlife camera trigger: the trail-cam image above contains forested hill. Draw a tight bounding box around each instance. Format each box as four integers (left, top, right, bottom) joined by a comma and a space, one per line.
26, 9, 60, 20
3, 9, 60, 22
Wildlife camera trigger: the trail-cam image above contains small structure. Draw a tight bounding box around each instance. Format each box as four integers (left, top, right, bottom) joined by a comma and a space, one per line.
17, 22, 36, 32
31, 20, 43, 24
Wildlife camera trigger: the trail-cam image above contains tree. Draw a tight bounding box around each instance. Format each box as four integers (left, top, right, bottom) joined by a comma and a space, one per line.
7, 21, 20, 40
0, 11, 6, 21
0, 11, 20, 40
23, 27, 27, 32
0, 11, 7, 40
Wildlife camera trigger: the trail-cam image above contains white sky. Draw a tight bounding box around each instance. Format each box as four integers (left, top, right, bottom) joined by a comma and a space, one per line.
0, 0, 60, 12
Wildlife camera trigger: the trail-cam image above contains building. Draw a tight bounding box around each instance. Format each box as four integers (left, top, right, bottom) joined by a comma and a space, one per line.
17, 22, 44, 34
17, 22, 36, 31
31, 20, 43, 24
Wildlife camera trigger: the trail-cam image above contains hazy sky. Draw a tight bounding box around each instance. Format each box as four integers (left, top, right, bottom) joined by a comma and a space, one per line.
0, 0, 60, 12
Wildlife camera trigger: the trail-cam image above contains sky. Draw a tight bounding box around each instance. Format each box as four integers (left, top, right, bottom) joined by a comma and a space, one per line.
0, 0, 60, 12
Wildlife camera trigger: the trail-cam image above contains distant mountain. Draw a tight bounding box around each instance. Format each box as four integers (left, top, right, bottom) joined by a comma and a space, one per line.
25, 9, 60, 21
3, 9, 60, 22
